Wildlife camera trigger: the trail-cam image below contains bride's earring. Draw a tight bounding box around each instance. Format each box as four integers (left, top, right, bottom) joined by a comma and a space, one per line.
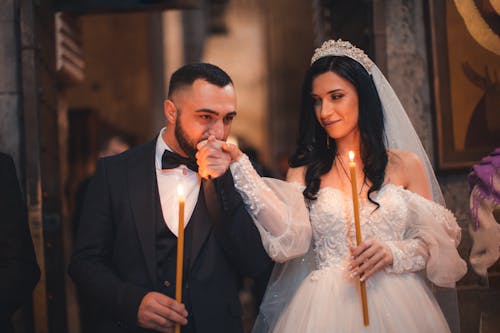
326, 135, 330, 149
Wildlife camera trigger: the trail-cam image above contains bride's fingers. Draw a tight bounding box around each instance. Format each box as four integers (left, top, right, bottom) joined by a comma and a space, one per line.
358, 252, 385, 279
361, 254, 389, 281
349, 242, 378, 270
350, 239, 372, 258
359, 242, 394, 280
354, 250, 382, 275
221, 142, 242, 161
350, 240, 390, 273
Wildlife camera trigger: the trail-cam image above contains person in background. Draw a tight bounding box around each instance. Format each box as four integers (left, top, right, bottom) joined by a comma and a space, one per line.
98, 135, 131, 158
468, 148, 500, 276
0, 152, 40, 333
73, 134, 131, 238
72, 134, 131, 333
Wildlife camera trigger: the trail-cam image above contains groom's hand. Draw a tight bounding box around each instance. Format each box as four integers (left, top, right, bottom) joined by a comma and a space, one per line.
137, 292, 188, 332
196, 135, 232, 179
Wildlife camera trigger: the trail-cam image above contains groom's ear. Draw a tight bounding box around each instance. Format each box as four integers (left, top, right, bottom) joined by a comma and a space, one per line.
163, 99, 177, 124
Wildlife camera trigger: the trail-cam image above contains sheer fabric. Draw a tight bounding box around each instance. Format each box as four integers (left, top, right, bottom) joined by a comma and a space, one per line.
230, 155, 312, 263
230, 155, 466, 333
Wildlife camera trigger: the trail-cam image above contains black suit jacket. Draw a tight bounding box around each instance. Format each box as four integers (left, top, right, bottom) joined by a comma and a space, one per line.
69, 139, 272, 332
0, 153, 40, 332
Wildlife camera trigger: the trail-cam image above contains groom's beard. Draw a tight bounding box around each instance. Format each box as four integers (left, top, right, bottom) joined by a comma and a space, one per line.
175, 117, 198, 160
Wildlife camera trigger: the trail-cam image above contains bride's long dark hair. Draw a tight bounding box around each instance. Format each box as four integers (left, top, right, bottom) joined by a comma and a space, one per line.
289, 56, 388, 207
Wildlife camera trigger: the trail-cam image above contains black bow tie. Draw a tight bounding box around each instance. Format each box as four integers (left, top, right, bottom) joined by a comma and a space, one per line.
161, 149, 198, 172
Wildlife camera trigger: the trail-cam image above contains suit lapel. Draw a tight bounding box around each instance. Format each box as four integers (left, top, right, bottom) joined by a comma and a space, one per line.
188, 180, 215, 270
127, 142, 220, 275
128, 139, 158, 286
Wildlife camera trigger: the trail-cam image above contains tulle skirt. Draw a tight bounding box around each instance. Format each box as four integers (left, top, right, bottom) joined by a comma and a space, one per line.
272, 266, 450, 333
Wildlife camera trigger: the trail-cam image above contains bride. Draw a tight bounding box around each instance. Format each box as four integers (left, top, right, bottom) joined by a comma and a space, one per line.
220, 40, 467, 332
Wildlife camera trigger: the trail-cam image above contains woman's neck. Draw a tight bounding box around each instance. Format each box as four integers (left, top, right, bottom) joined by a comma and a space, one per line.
334, 133, 361, 160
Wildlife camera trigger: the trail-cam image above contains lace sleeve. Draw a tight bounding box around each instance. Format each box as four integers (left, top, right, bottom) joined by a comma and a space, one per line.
385, 239, 427, 273
230, 154, 312, 263
385, 189, 467, 287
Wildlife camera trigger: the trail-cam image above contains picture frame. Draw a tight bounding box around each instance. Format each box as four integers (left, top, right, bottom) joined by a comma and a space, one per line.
428, 0, 500, 169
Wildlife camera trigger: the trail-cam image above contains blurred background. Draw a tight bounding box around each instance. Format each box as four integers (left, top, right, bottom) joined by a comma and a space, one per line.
0, 0, 498, 332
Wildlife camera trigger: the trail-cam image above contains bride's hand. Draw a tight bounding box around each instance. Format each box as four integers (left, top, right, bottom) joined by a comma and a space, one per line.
348, 238, 393, 281
221, 142, 243, 162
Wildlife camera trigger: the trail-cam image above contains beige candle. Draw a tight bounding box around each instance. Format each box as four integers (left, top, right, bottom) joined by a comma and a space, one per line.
348, 151, 369, 326
175, 184, 185, 333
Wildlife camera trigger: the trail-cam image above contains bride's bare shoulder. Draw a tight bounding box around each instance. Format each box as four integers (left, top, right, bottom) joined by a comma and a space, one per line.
286, 166, 307, 184
387, 149, 422, 168
387, 149, 431, 199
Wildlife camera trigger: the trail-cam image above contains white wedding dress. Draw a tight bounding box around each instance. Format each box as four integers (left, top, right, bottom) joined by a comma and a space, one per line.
230, 155, 467, 333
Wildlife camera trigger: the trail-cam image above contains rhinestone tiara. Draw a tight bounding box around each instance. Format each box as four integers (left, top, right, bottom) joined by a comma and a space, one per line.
310, 39, 373, 73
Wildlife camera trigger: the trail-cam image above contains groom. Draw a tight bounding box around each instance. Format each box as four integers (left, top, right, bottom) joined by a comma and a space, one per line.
69, 63, 272, 333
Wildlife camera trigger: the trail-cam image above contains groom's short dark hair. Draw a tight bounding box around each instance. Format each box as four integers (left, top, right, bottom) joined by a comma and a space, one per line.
167, 63, 233, 97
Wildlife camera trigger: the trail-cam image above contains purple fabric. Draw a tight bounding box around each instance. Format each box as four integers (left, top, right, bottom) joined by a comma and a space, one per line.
468, 148, 500, 230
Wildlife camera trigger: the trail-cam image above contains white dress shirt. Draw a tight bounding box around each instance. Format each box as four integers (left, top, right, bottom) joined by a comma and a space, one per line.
155, 128, 201, 236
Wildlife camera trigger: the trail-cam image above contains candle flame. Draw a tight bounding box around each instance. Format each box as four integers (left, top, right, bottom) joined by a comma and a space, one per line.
177, 184, 184, 197
348, 151, 355, 161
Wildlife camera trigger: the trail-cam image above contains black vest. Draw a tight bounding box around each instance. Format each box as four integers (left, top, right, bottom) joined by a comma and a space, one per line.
155, 184, 210, 333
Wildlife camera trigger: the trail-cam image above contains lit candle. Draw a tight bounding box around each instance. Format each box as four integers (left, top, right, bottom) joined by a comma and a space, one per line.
175, 184, 185, 333
348, 151, 369, 326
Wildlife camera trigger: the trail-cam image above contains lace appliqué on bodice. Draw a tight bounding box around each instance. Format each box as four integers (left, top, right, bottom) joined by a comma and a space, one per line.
308, 185, 426, 274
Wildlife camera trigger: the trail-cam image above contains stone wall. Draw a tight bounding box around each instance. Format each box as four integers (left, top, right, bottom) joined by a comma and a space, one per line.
384, 0, 472, 270
264, 0, 314, 167
385, 0, 434, 161
65, 12, 158, 144
0, 0, 22, 167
